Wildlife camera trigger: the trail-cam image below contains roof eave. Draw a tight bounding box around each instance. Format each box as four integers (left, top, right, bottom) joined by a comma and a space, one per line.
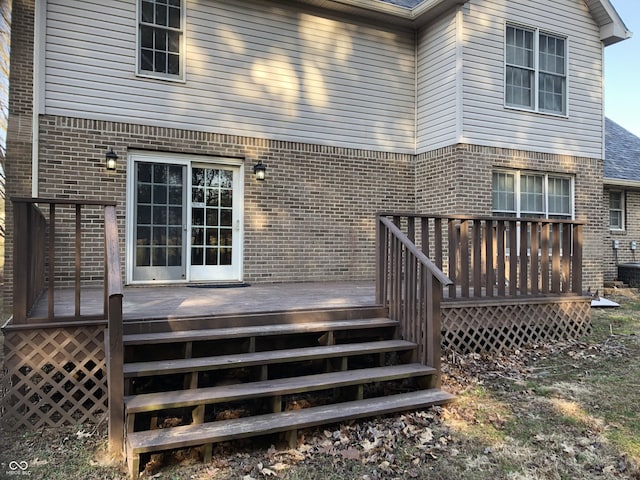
584, 0, 633, 46
604, 178, 640, 189
600, 22, 633, 46
291, 0, 467, 27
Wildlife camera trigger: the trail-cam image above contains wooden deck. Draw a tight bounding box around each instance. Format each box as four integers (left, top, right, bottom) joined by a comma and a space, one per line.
28, 281, 378, 322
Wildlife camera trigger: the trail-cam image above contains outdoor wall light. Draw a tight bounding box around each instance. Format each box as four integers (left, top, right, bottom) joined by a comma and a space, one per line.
105, 148, 118, 171
253, 160, 266, 181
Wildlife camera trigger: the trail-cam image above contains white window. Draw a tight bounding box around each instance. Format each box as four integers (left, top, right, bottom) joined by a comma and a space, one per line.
138, 0, 184, 80
506, 25, 566, 115
492, 170, 573, 219
609, 191, 625, 230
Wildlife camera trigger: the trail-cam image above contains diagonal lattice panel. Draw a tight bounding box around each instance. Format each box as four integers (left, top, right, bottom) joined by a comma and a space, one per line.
441, 297, 591, 354
1, 325, 107, 430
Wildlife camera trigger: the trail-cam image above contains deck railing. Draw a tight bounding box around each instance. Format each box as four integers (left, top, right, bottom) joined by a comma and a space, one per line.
376, 215, 453, 385
12, 198, 119, 324
377, 213, 584, 301
12, 197, 125, 455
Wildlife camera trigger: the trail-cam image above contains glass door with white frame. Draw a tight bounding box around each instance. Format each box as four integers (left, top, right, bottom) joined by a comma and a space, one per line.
132, 161, 187, 282
129, 156, 243, 283
189, 164, 242, 282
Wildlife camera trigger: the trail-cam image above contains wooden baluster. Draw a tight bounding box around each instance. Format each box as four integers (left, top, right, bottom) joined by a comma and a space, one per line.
48, 203, 56, 320
541, 222, 550, 293
572, 224, 583, 294
562, 223, 572, 293
75, 204, 82, 317
407, 216, 415, 243
496, 220, 505, 297
448, 219, 457, 299
552, 223, 561, 293
519, 220, 529, 295
434, 217, 443, 270
460, 219, 469, 298
421, 217, 429, 258
473, 221, 482, 297
375, 216, 386, 305
530, 221, 539, 295
485, 220, 494, 297
509, 220, 518, 297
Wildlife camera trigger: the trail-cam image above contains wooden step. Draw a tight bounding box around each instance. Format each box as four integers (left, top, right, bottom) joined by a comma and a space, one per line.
127, 389, 454, 477
123, 317, 397, 346
125, 363, 436, 414
123, 306, 389, 335
124, 340, 416, 378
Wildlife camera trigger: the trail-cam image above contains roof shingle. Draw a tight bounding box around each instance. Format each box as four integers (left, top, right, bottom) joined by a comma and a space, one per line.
605, 118, 640, 182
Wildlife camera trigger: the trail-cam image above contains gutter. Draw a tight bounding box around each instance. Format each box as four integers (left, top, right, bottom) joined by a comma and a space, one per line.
31, 0, 46, 197
604, 178, 640, 189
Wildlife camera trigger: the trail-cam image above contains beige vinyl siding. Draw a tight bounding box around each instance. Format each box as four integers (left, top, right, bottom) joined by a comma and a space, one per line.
461, 0, 604, 158
44, 0, 416, 152
416, 10, 458, 153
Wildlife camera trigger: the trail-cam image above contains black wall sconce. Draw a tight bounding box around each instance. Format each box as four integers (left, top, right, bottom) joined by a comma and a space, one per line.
253, 160, 266, 181
105, 148, 118, 171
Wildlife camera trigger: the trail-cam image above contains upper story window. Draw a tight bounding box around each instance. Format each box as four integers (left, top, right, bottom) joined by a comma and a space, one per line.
138, 0, 184, 81
505, 25, 566, 115
609, 191, 625, 230
492, 170, 573, 219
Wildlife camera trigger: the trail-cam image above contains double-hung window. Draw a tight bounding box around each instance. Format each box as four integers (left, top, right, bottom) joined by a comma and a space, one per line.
492, 170, 573, 220
505, 25, 566, 115
138, 0, 184, 80
609, 191, 625, 230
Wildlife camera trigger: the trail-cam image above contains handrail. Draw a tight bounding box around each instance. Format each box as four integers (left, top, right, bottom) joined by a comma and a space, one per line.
376, 214, 453, 386
104, 204, 124, 458
377, 211, 587, 225
378, 217, 452, 286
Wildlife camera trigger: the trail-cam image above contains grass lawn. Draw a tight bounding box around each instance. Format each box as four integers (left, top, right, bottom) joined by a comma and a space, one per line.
1, 290, 639, 479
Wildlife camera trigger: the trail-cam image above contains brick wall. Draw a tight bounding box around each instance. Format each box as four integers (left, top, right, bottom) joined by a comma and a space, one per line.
37, 115, 415, 285
4, 0, 35, 309
603, 187, 640, 282
415, 144, 604, 290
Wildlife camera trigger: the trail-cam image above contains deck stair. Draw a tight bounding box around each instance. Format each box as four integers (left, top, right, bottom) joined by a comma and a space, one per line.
121, 307, 453, 478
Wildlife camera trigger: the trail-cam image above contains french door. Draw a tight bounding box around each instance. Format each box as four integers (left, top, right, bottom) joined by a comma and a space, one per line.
128, 153, 243, 283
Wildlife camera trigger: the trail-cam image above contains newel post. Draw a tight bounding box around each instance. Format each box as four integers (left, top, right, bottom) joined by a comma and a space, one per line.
104, 205, 124, 458
107, 293, 124, 457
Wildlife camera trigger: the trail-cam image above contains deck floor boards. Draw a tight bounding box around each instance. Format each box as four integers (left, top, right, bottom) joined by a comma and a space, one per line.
29, 281, 377, 321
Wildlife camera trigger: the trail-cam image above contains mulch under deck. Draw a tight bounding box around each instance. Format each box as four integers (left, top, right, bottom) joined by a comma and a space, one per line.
28, 281, 379, 322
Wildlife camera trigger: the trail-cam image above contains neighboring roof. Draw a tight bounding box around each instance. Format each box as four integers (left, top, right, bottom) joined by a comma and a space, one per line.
298, 0, 632, 43
605, 118, 640, 186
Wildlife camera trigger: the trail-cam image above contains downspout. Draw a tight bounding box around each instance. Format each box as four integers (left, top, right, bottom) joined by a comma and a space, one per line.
414, 28, 418, 209
455, 5, 463, 144
31, 0, 46, 197
414, 28, 418, 156
601, 43, 606, 161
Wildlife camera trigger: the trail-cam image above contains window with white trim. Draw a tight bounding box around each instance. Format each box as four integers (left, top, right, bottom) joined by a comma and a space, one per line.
609, 191, 625, 230
492, 170, 573, 219
138, 0, 184, 80
505, 25, 567, 115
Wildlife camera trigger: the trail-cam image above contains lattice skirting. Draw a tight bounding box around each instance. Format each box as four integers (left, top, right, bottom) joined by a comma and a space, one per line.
441, 296, 592, 354
1, 324, 107, 430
